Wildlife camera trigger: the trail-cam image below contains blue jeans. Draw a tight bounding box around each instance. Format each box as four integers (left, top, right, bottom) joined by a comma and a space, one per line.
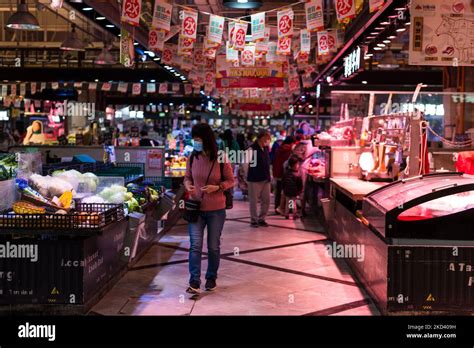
188, 209, 226, 285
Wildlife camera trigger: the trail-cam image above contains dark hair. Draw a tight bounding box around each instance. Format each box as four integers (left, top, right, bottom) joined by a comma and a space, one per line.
295, 135, 302, 142
223, 129, 234, 143
191, 123, 218, 161
283, 136, 295, 145
256, 129, 270, 140
140, 130, 148, 137
236, 133, 246, 150
288, 155, 300, 169
296, 128, 305, 135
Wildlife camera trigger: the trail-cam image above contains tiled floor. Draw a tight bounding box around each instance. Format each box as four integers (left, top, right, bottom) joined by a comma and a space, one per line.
91, 198, 380, 316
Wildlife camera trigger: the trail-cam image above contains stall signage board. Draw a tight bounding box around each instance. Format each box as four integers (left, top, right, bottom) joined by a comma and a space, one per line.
409, 0, 474, 66
120, 29, 135, 68
148, 149, 163, 170
343, 46, 362, 78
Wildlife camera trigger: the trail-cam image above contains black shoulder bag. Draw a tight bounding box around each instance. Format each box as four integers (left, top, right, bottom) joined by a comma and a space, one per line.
220, 162, 233, 209
182, 155, 216, 223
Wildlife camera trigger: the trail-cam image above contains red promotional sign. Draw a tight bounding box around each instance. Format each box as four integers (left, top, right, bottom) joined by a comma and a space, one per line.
335, 0, 356, 22
122, 0, 142, 26
328, 32, 336, 51
181, 10, 198, 41
235, 29, 246, 47
184, 17, 196, 36
277, 8, 294, 38
149, 31, 158, 47
216, 77, 284, 89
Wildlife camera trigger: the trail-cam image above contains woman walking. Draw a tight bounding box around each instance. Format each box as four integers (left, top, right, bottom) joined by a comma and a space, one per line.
183, 124, 234, 294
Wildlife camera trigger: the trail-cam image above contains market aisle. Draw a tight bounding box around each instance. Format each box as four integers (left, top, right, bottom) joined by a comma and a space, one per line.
91, 200, 380, 316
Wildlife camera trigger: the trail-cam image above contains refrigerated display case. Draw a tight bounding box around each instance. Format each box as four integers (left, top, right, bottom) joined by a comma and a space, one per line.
327, 172, 474, 314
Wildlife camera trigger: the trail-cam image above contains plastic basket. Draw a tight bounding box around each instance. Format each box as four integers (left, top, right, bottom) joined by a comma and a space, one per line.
0, 203, 124, 231
141, 176, 172, 190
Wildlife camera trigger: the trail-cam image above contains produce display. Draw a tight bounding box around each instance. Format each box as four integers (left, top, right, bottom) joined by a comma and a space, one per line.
165, 156, 187, 170
0, 154, 17, 181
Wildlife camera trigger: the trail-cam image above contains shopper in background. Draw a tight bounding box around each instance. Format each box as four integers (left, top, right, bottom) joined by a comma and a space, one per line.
273, 136, 295, 215
298, 121, 315, 136
139, 130, 158, 147
236, 133, 247, 151
270, 133, 284, 163
219, 129, 240, 159
282, 155, 303, 219
183, 123, 234, 294
245, 132, 255, 149
244, 130, 272, 228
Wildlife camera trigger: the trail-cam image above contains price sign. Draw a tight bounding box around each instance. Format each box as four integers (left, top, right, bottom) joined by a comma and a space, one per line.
277, 8, 294, 38
121, 0, 142, 26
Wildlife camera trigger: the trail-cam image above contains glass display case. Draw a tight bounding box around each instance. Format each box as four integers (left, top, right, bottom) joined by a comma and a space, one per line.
362, 172, 474, 239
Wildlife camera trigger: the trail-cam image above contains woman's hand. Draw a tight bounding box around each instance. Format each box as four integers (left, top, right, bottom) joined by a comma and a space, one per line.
184, 182, 196, 192
201, 185, 220, 194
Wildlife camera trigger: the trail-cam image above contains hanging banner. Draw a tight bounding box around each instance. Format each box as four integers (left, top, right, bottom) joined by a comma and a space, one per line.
305, 0, 324, 32
300, 29, 311, 55
193, 43, 205, 66
251, 12, 265, 42
181, 56, 193, 71
256, 27, 270, 54
152, 0, 172, 32
132, 83, 141, 95
302, 75, 313, 88
73, 82, 82, 89
277, 8, 294, 38
149, 29, 165, 52
121, 0, 142, 26
317, 31, 329, 55
120, 28, 135, 68
266, 42, 277, 62
207, 15, 225, 46
369, 0, 385, 13
1, 85, 7, 97
241, 45, 256, 67
180, 9, 198, 41
101, 82, 111, 91
88, 82, 96, 91
147, 83, 156, 93
19, 83, 26, 96
30, 82, 36, 95
334, 0, 356, 22
277, 37, 292, 56
409, 0, 474, 67
40, 82, 46, 91
11, 84, 17, 96
226, 41, 239, 62
228, 21, 235, 47
216, 54, 285, 89
328, 30, 337, 53
178, 35, 194, 55
159, 83, 168, 94
118, 82, 128, 93
204, 39, 218, 59
184, 84, 193, 95
161, 44, 175, 65
232, 21, 248, 51
172, 83, 180, 92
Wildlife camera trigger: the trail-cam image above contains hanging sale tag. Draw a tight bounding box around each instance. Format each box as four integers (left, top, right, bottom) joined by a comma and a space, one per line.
369, 0, 385, 13
147, 83, 156, 93
152, 0, 172, 32
334, 0, 356, 23
181, 9, 198, 41
277, 8, 294, 38
251, 12, 265, 42
317, 31, 329, 55
30, 82, 36, 95
226, 41, 239, 62
120, 28, 135, 68
328, 30, 337, 53
101, 82, 111, 91
277, 37, 291, 56
132, 83, 141, 95
305, 0, 324, 32
256, 27, 270, 54
159, 83, 168, 94
241, 45, 256, 67
207, 15, 225, 46
161, 44, 175, 65
121, 0, 142, 26
149, 29, 165, 52
232, 21, 248, 51
118, 82, 128, 93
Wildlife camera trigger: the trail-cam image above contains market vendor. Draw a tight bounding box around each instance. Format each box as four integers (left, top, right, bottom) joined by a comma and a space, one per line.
23, 120, 45, 145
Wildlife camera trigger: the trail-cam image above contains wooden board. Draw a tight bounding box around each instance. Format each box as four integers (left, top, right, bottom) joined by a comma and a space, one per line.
330, 178, 387, 201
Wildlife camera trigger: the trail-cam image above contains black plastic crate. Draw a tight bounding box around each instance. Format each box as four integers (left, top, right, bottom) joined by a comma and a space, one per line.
0, 203, 124, 232
141, 176, 172, 189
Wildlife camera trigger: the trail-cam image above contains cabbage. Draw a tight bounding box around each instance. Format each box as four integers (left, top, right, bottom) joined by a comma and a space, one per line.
81, 195, 105, 204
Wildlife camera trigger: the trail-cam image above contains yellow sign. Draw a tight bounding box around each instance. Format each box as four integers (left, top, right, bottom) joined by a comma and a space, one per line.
229, 67, 270, 78
51, 287, 60, 295
426, 293, 435, 302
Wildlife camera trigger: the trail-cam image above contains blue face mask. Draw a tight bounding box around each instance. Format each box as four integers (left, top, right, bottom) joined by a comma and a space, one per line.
193, 140, 203, 152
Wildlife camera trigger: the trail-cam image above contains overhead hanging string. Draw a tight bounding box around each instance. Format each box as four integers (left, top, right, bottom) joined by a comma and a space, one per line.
236, 0, 307, 20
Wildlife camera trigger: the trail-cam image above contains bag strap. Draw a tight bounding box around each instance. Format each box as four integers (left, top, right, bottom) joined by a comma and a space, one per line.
220, 162, 224, 182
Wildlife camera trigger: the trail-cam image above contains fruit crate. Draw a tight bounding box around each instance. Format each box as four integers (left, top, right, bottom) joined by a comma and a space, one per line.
0, 203, 124, 233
